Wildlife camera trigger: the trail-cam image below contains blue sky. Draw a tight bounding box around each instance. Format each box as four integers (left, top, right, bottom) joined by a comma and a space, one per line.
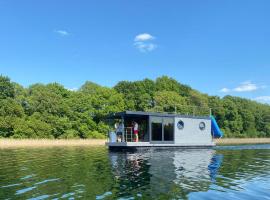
0, 0, 269, 103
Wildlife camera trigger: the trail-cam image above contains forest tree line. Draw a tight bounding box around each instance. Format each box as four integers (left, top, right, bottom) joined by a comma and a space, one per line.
0, 75, 270, 139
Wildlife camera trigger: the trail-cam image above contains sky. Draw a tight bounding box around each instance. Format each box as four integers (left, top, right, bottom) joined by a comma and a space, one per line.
0, 0, 270, 103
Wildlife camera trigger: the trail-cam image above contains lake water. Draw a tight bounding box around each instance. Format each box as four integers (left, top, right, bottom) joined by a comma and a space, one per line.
0, 145, 270, 200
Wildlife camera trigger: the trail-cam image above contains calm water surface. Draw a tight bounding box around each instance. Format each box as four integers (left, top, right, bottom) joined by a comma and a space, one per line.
0, 145, 270, 199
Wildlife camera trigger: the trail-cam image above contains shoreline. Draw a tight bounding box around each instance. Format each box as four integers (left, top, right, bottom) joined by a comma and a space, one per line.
214, 138, 270, 145
0, 139, 106, 148
0, 138, 270, 148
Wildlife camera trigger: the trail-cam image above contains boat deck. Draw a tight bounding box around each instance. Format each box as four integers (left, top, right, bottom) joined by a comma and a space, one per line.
106, 142, 215, 150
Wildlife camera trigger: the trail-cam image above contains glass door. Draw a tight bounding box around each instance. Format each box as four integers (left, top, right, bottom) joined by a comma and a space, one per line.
150, 117, 174, 142
163, 117, 174, 141
151, 117, 163, 141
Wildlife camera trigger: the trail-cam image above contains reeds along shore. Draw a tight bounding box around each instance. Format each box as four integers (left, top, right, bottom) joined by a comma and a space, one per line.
0, 138, 270, 148
214, 138, 270, 145
0, 139, 106, 148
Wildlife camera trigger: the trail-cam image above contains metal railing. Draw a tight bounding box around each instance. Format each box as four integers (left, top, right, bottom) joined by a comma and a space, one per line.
107, 127, 134, 143
124, 127, 133, 142
145, 104, 212, 117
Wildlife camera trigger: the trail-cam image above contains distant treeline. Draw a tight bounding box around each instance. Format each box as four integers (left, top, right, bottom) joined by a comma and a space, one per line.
0, 75, 270, 139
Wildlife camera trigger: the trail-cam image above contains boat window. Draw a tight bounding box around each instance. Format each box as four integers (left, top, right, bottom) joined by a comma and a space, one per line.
164, 118, 174, 141
199, 122, 206, 131
177, 120, 184, 130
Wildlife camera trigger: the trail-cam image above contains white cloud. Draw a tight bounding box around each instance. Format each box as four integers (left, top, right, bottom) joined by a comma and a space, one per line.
219, 88, 231, 93
55, 30, 69, 36
134, 33, 157, 52
233, 81, 258, 92
66, 87, 78, 91
134, 41, 157, 52
219, 81, 263, 93
134, 33, 155, 42
254, 96, 270, 104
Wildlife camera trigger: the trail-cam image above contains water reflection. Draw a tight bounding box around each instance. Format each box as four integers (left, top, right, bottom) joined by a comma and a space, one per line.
109, 149, 223, 199
109, 147, 270, 199
0, 145, 269, 199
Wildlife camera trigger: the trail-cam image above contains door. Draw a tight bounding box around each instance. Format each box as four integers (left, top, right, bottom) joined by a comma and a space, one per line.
150, 116, 174, 142
151, 117, 163, 141
163, 117, 174, 141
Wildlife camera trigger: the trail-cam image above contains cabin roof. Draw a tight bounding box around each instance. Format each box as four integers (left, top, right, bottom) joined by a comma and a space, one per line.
106, 111, 211, 120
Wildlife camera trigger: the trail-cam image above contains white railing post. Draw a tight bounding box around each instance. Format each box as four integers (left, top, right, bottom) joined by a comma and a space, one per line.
131, 128, 133, 142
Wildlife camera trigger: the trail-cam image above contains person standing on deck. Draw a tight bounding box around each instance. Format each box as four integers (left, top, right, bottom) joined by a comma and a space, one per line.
132, 121, 139, 142
115, 122, 124, 142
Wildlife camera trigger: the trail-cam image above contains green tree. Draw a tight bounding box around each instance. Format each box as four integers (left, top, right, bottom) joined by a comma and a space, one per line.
0, 76, 15, 99
152, 91, 188, 113
0, 98, 24, 137
156, 76, 191, 96
0, 75, 270, 139
13, 115, 53, 138
114, 79, 155, 111
222, 97, 243, 137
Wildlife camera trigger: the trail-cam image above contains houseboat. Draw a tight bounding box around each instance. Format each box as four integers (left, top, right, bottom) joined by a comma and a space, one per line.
106, 110, 223, 150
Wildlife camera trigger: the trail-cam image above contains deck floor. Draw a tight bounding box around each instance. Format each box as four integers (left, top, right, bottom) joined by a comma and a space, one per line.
106, 142, 215, 147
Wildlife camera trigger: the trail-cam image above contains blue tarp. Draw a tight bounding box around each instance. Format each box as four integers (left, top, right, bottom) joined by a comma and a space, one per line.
211, 116, 223, 138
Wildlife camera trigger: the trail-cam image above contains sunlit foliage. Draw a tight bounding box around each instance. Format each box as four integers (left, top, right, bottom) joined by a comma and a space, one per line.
0, 75, 269, 138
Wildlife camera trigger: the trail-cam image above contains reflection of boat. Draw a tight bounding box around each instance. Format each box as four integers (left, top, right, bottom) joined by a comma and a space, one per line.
106, 111, 223, 150
109, 149, 223, 198
173, 150, 215, 181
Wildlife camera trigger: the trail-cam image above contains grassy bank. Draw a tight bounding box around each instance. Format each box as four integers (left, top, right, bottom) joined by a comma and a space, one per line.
0, 139, 106, 148
214, 138, 270, 145
0, 138, 270, 148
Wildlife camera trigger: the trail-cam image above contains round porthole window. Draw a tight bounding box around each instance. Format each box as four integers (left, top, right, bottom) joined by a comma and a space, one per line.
199, 122, 206, 131
177, 120, 184, 130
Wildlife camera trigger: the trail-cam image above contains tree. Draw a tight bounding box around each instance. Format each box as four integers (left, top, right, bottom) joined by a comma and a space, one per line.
156, 76, 191, 96
222, 97, 243, 136
0, 75, 270, 139
152, 91, 188, 113
0, 98, 24, 137
13, 115, 53, 138
208, 96, 226, 128
114, 79, 155, 111
81, 84, 124, 121
27, 84, 69, 116
0, 76, 15, 99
